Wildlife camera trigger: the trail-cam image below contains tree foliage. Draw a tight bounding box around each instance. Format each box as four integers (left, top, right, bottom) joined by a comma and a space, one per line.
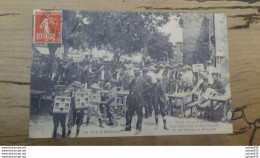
62, 11, 173, 61
147, 32, 174, 62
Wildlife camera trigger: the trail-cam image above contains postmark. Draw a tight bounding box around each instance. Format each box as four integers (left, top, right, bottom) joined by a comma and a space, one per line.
33, 10, 62, 43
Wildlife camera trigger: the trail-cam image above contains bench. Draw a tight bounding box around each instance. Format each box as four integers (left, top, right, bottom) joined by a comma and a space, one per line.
186, 100, 200, 117
186, 100, 211, 117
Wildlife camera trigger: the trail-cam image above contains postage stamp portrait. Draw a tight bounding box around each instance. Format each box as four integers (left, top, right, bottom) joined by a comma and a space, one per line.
33, 11, 62, 43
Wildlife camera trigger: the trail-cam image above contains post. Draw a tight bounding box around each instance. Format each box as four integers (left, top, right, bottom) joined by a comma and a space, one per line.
181, 98, 184, 118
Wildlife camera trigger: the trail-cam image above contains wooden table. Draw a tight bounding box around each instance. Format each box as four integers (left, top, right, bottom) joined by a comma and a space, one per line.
208, 95, 231, 122
168, 93, 191, 118
30, 90, 46, 110
1, 0, 260, 145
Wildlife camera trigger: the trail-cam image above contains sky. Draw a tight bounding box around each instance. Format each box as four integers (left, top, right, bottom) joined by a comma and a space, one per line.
158, 15, 183, 45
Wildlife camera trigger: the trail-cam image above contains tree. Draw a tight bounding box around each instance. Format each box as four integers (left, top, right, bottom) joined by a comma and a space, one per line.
62, 11, 172, 62
147, 32, 174, 62
62, 11, 85, 61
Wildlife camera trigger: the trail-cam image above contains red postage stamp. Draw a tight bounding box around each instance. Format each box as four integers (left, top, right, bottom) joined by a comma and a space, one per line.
33, 10, 62, 43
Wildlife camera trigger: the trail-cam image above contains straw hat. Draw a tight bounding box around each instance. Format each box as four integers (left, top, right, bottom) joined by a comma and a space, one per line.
150, 66, 157, 71
206, 60, 212, 65
91, 83, 100, 90
164, 63, 172, 69
109, 78, 117, 84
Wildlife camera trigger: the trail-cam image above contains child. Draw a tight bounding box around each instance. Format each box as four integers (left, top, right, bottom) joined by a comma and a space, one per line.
85, 83, 104, 128
67, 89, 85, 138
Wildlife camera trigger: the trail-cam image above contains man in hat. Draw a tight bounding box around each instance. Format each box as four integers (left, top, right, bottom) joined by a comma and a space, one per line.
148, 66, 157, 84
152, 76, 168, 130
116, 67, 123, 83
157, 63, 164, 78
105, 79, 118, 127
121, 65, 132, 91
168, 66, 178, 94
142, 67, 153, 118
210, 72, 226, 94
175, 72, 183, 93
161, 69, 171, 93
190, 74, 211, 117
206, 60, 217, 85
85, 83, 104, 128
51, 58, 58, 81
197, 74, 210, 97
125, 68, 147, 134
164, 63, 172, 78
161, 69, 171, 114
182, 65, 194, 92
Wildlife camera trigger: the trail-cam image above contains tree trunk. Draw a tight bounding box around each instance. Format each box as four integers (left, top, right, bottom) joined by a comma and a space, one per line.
63, 39, 69, 62
114, 52, 121, 62
48, 43, 60, 61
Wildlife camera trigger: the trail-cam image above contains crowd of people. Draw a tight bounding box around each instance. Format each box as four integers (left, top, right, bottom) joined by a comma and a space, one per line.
31, 53, 229, 138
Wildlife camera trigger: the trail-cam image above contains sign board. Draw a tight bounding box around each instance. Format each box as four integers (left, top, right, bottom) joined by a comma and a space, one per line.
53, 96, 71, 113
192, 64, 204, 72
72, 55, 84, 62
75, 90, 90, 109
216, 51, 224, 57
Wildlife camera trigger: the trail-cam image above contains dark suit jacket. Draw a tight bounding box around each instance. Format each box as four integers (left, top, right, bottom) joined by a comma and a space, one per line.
211, 78, 226, 94
121, 72, 131, 91
161, 77, 171, 94
142, 74, 153, 97
158, 82, 166, 103
152, 81, 166, 104
133, 76, 146, 106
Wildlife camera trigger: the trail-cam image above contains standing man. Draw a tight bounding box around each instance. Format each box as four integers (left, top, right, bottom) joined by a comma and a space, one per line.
121, 65, 132, 91
51, 58, 58, 81
182, 65, 194, 92
152, 76, 169, 130
125, 68, 146, 134
148, 66, 157, 85
100, 65, 105, 81
157, 63, 164, 78
169, 67, 177, 94
161, 69, 171, 114
206, 60, 217, 85
175, 72, 184, 93
142, 67, 153, 118
105, 79, 118, 127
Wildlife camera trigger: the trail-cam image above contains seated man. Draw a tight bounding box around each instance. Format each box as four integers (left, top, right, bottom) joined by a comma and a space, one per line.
193, 72, 226, 117
198, 76, 210, 102
209, 72, 226, 95
191, 75, 211, 117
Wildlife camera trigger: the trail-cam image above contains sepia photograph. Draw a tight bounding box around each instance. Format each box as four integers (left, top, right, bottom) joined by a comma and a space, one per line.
30, 10, 232, 138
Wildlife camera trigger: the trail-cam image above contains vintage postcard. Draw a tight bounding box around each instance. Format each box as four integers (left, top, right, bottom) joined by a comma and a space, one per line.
30, 9, 232, 138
